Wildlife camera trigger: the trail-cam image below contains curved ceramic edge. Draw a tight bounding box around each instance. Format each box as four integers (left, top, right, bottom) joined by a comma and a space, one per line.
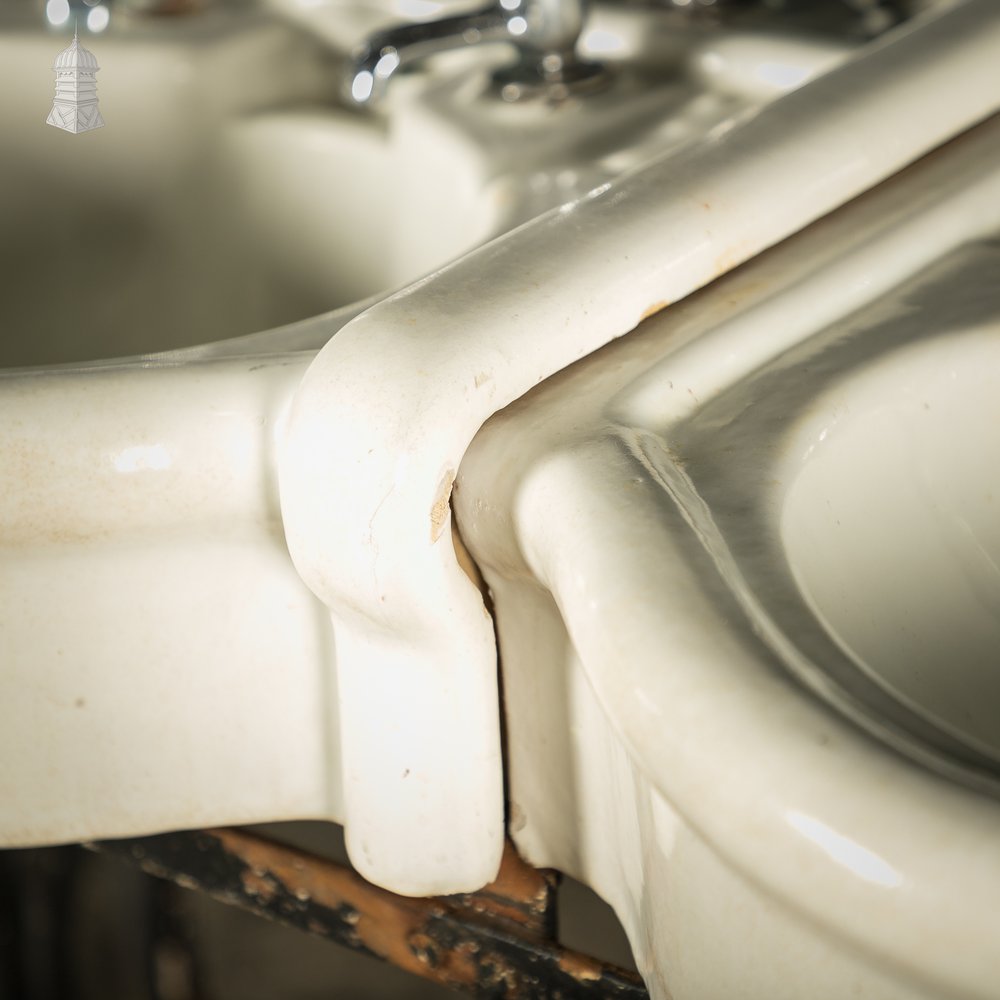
0, 354, 347, 843
517, 439, 1000, 998
454, 117, 1000, 998
278, 0, 1000, 896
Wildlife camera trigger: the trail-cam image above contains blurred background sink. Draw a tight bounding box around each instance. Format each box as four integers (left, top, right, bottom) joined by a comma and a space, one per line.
0, 6, 399, 366
0, 0, 862, 367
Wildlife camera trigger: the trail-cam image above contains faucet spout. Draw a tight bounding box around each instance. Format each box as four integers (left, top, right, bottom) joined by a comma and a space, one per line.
346, 0, 600, 106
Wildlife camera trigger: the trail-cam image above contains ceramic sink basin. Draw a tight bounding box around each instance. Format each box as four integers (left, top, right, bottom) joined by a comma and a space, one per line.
746, 244, 1000, 778
2, 9, 323, 365
274, 0, 1000, 899
616, 192, 1000, 798
0, 6, 500, 367
2, 0, 999, 927
455, 112, 1000, 1000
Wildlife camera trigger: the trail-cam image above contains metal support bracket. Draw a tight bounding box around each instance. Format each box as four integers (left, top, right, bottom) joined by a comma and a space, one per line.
93, 829, 647, 999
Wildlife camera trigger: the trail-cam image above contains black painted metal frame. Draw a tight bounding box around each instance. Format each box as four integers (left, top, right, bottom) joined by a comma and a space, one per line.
93, 828, 648, 1000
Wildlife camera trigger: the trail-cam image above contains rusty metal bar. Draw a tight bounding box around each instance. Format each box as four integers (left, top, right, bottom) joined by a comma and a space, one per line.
92, 829, 648, 999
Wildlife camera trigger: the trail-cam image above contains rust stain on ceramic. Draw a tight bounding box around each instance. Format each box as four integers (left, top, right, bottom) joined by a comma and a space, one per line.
640, 300, 671, 322
712, 239, 754, 281
430, 469, 456, 541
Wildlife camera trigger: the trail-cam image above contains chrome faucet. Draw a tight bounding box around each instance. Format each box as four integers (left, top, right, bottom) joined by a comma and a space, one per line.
345, 0, 603, 106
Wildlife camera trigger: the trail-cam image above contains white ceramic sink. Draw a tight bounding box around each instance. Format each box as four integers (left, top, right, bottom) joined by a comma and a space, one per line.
455, 113, 1000, 1000
0, 0, 868, 867
3, 0, 1000, 967
275, 0, 1000, 900
627, 236, 1000, 791
2, 10, 322, 364
778, 250, 1000, 772
0, 6, 503, 366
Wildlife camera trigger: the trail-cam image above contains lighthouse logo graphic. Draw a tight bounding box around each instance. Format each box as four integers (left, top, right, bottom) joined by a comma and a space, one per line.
46, 26, 105, 134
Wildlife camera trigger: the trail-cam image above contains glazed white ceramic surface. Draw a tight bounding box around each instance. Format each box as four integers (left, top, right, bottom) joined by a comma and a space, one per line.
456, 114, 1000, 1000
279, 0, 1000, 893
779, 323, 1000, 765
1, 0, 999, 920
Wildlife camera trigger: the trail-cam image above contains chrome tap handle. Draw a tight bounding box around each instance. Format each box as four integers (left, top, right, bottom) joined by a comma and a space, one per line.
347, 6, 504, 104
345, 0, 598, 106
